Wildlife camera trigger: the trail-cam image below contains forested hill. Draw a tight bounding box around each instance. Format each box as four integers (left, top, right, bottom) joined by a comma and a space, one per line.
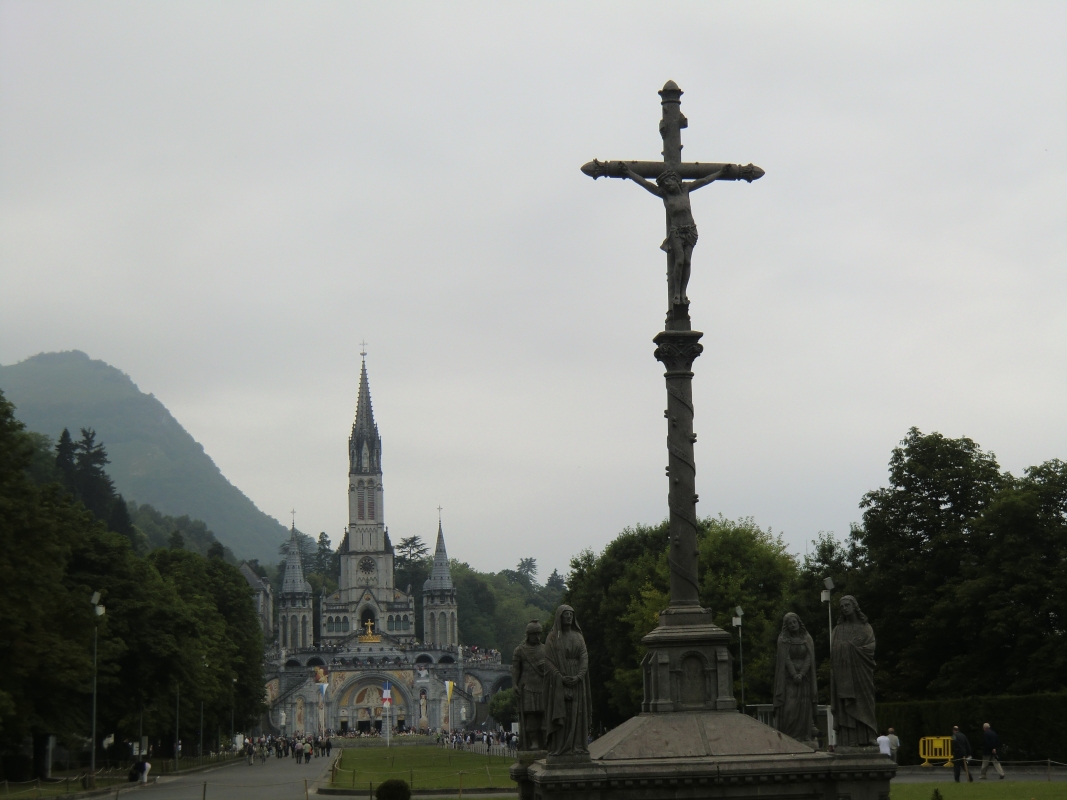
0, 350, 287, 561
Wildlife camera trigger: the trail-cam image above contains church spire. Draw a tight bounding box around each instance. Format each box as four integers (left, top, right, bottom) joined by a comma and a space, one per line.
281, 524, 312, 595
424, 519, 453, 591
349, 353, 381, 475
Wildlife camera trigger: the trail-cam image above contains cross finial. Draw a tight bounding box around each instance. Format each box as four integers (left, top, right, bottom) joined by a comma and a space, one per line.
437, 505, 443, 523
290, 508, 296, 530
359, 340, 368, 359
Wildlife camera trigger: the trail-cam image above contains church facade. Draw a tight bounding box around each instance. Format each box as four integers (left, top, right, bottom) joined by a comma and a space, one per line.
263, 356, 508, 735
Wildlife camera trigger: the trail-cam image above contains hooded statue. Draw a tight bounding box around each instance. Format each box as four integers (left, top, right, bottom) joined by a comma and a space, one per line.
830, 595, 877, 746
543, 605, 591, 756
772, 612, 818, 742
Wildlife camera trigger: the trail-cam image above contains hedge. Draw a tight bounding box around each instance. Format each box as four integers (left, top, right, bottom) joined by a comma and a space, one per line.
876, 692, 1067, 765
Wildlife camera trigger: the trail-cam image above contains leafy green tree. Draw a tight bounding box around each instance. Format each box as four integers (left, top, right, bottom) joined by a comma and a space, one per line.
0, 392, 96, 759
546, 569, 566, 590
395, 535, 429, 568
850, 428, 1006, 700
565, 516, 798, 730
488, 687, 517, 726
517, 558, 538, 580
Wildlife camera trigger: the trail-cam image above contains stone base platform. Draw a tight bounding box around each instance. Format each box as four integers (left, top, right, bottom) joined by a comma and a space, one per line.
516, 712, 894, 800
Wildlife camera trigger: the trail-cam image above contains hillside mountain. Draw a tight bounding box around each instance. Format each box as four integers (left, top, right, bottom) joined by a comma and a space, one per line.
0, 350, 287, 561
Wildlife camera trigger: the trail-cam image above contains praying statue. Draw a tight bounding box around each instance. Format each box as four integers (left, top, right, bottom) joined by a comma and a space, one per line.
830, 595, 878, 747
621, 163, 739, 309
511, 620, 547, 751
543, 605, 591, 756
773, 612, 818, 743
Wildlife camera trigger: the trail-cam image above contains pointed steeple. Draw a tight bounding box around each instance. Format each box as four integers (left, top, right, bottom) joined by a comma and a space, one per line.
352, 356, 377, 436
424, 520, 453, 592
281, 524, 312, 595
349, 352, 382, 475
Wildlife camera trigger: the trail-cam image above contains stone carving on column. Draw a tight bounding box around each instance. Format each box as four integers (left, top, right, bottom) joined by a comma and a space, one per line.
543, 605, 591, 759
773, 612, 818, 743
831, 595, 878, 747
511, 620, 547, 752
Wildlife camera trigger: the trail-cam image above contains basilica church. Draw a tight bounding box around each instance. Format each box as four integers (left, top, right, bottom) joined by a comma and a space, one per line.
261, 356, 507, 735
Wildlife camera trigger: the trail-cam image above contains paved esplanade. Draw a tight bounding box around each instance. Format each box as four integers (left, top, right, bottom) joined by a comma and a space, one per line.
142, 755, 333, 800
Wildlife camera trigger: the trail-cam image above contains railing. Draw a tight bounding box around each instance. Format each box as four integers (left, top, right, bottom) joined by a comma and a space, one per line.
918, 736, 955, 767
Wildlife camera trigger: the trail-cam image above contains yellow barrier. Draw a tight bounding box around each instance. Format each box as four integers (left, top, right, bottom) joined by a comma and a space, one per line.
919, 736, 955, 767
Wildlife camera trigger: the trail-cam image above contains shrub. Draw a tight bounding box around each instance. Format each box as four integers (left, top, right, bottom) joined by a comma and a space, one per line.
375, 779, 411, 800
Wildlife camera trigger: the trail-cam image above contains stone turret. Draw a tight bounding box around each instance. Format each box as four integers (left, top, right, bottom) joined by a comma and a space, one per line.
422, 521, 457, 647
279, 525, 313, 650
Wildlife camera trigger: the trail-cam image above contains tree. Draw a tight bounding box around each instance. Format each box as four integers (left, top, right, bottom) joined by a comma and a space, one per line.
169, 530, 185, 550
546, 569, 566, 590
516, 558, 538, 580
395, 535, 429, 568
315, 532, 337, 579
564, 516, 799, 730
488, 687, 517, 727
850, 428, 1006, 700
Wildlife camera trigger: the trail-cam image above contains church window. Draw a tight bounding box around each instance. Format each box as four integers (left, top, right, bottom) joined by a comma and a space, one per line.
342, 616, 350, 632
362, 443, 370, 471
326, 617, 334, 633
367, 483, 376, 519
428, 613, 436, 645
357, 483, 365, 520
388, 616, 395, 632
301, 616, 308, 648
451, 613, 456, 645
281, 616, 288, 647
402, 615, 410, 631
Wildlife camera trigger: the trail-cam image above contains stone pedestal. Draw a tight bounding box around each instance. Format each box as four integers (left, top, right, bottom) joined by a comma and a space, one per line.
516, 712, 894, 800
640, 610, 735, 713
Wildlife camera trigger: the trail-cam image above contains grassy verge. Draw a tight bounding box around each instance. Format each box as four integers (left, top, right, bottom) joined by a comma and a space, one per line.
891, 782, 1064, 799
331, 747, 512, 791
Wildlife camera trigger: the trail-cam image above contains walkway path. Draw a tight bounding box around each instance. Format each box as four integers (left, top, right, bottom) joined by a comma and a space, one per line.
144, 752, 334, 800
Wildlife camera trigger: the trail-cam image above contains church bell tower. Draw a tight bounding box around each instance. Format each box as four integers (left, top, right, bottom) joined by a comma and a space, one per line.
338, 352, 394, 601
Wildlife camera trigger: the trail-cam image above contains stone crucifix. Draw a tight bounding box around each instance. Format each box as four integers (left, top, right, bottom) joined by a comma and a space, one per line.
582, 81, 764, 613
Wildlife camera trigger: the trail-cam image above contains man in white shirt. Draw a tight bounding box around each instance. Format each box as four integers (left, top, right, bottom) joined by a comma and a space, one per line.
876, 732, 892, 757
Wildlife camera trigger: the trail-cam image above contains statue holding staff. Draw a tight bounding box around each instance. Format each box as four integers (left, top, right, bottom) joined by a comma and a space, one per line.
511, 620, 547, 751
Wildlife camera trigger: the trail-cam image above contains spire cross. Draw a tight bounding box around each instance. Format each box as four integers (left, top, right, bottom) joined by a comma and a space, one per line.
359, 340, 368, 358
290, 508, 296, 529
437, 505, 443, 522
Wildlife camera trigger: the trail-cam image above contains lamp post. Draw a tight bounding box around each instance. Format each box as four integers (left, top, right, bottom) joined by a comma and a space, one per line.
230, 678, 236, 750
89, 592, 105, 788
821, 577, 835, 747
732, 606, 744, 714
174, 683, 180, 771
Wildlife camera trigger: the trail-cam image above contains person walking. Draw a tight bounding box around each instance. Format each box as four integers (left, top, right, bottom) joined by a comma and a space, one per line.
887, 728, 900, 763
980, 723, 1006, 780
951, 725, 973, 783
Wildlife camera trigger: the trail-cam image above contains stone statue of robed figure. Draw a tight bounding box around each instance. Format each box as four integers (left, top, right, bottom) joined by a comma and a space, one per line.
830, 595, 878, 747
772, 612, 818, 743
543, 605, 591, 757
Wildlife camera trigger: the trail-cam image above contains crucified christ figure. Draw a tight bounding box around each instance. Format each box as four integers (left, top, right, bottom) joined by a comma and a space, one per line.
621, 163, 733, 308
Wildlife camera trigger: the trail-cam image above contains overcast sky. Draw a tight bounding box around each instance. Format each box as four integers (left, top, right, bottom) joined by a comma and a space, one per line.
2, 2, 1065, 577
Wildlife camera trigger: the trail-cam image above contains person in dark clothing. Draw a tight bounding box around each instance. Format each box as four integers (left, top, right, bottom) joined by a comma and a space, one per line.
951, 725, 973, 782
981, 722, 1006, 779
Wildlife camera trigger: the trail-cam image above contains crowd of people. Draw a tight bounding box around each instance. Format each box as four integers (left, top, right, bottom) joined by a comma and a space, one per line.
242, 734, 333, 764
439, 729, 518, 753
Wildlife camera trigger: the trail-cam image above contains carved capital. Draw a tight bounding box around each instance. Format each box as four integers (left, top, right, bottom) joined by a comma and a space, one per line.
654, 330, 704, 373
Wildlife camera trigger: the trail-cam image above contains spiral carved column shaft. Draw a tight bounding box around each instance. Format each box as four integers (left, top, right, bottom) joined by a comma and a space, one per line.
653, 329, 704, 610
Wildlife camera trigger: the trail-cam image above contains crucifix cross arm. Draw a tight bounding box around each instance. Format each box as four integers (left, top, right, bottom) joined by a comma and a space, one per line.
580, 81, 765, 321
